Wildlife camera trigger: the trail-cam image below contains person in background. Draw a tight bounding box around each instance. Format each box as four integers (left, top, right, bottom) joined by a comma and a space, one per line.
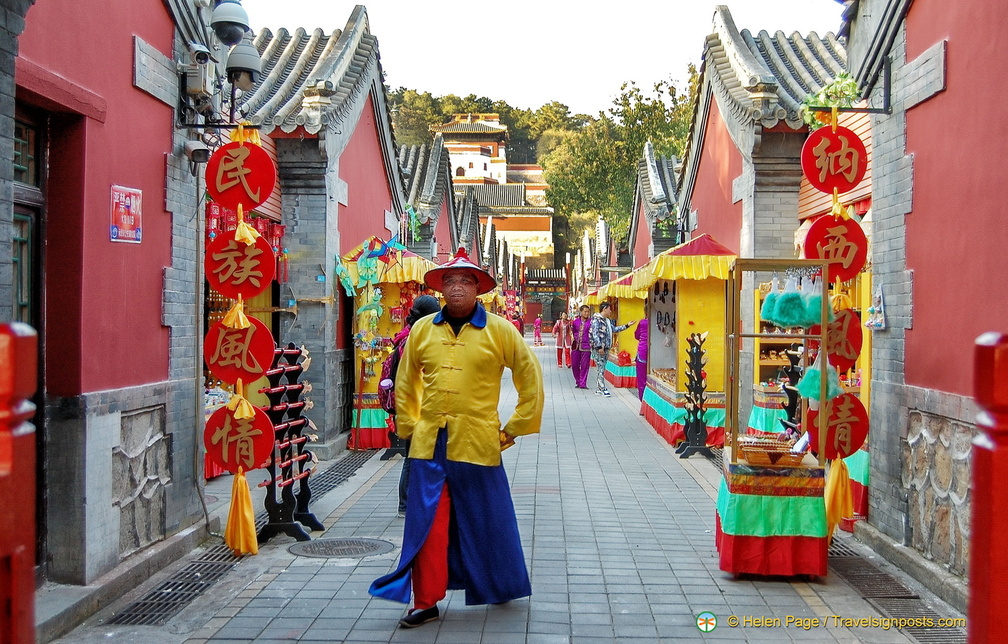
512, 314, 524, 336
384, 295, 442, 515
533, 314, 544, 346
552, 310, 572, 368
634, 318, 649, 402
589, 301, 633, 397
369, 248, 544, 629
570, 305, 592, 388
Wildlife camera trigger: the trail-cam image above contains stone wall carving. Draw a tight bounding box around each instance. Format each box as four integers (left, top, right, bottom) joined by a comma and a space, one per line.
113, 406, 171, 556
903, 409, 974, 576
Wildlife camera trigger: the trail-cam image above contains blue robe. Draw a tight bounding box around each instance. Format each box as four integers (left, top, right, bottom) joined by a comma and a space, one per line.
369, 429, 532, 605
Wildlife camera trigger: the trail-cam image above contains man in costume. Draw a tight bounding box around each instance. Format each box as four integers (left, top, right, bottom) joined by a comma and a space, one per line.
369, 248, 544, 628
589, 301, 633, 397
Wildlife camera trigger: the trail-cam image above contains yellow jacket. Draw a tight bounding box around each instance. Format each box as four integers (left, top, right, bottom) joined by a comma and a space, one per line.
394, 303, 544, 466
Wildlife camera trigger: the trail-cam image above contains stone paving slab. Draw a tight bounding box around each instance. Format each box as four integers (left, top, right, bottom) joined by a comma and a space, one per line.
49, 341, 965, 643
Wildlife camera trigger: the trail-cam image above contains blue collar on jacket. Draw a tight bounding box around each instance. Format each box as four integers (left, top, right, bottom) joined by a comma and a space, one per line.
433, 301, 487, 328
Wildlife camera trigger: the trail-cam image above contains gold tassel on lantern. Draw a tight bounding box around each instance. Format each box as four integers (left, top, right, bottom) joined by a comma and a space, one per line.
222, 295, 251, 330
224, 466, 259, 556
824, 458, 854, 541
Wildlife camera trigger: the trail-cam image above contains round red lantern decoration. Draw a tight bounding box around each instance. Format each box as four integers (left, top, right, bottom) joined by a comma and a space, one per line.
204, 404, 274, 474
807, 393, 868, 459
801, 125, 868, 194
205, 229, 276, 300
205, 141, 277, 212
803, 216, 868, 283
809, 308, 864, 373
204, 316, 276, 385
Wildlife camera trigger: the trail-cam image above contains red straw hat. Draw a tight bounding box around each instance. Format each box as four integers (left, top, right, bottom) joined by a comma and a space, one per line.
425, 248, 497, 295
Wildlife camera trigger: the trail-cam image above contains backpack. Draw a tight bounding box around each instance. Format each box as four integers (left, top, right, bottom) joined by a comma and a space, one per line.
378, 331, 407, 414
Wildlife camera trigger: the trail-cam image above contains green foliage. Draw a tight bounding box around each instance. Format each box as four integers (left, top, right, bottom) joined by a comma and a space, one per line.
800, 72, 861, 127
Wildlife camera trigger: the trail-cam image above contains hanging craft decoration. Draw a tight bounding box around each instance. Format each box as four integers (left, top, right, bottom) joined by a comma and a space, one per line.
204, 401, 275, 474
809, 308, 863, 374
807, 393, 869, 459
800, 125, 867, 195
865, 284, 887, 330
205, 140, 277, 212
803, 216, 868, 283
204, 316, 276, 385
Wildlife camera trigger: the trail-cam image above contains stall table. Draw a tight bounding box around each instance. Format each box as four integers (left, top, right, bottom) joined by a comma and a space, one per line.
716, 445, 827, 577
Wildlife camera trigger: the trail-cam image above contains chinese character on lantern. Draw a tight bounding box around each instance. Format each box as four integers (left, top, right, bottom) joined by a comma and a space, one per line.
810, 308, 863, 373
205, 141, 277, 212
803, 216, 868, 283
807, 393, 868, 459
205, 232, 276, 300
204, 316, 276, 385
204, 405, 275, 474
801, 125, 868, 194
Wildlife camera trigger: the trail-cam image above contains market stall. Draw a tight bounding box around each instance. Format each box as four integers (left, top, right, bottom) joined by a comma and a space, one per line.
631, 234, 735, 448
718, 257, 858, 578
337, 237, 437, 450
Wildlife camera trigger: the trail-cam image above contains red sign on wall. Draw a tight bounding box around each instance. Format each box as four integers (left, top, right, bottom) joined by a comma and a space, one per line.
203, 404, 274, 474
205, 230, 276, 300
803, 216, 868, 283
110, 185, 143, 243
809, 308, 864, 373
807, 393, 869, 459
204, 316, 276, 386
801, 125, 868, 194
205, 142, 277, 212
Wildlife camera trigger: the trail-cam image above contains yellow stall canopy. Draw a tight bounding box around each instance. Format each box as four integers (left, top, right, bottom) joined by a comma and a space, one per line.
600, 267, 649, 300
632, 234, 737, 291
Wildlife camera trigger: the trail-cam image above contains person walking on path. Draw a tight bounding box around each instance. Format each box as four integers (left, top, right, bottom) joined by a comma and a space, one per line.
570, 305, 592, 388
533, 314, 544, 345
552, 311, 572, 367
589, 302, 633, 397
381, 295, 442, 515
634, 318, 649, 402
369, 248, 544, 629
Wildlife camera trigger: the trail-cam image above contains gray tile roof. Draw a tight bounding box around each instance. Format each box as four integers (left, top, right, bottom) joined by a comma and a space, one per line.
400, 134, 453, 225
431, 122, 508, 135
456, 184, 528, 208
637, 141, 678, 223
234, 6, 382, 135
705, 5, 847, 130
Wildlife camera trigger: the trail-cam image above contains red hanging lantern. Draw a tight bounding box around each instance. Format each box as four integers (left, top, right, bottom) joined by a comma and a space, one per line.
205, 229, 277, 300
803, 216, 868, 283
801, 125, 868, 194
809, 308, 863, 373
205, 141, 277, 212
204, 316, 276, 386
204, 404, 274, 474
807, 393, 869, 459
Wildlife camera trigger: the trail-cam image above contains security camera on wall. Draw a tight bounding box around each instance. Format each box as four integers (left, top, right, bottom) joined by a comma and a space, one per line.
183, 139, 210, 164
188, 43, 212, 66
211, 0, 251, 47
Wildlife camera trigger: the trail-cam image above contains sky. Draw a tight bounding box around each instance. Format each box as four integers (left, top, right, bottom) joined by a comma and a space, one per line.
241, 0, 846, 117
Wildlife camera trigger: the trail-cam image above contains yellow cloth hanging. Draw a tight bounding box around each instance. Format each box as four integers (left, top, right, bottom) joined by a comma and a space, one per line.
824, 458, 854, 541
224, 467, 259, 556
225, 379, 256, 420
222, 298, 251, 329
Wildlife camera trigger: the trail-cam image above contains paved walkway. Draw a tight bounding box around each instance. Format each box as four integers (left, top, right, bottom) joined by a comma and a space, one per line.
50, 340, 964, 643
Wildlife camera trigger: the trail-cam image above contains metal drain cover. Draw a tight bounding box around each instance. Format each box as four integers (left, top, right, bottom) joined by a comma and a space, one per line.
289, 538, 394, 559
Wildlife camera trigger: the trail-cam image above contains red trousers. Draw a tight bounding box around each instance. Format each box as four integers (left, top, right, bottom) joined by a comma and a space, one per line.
556, 347, 571, 367
412, 483, 451, 609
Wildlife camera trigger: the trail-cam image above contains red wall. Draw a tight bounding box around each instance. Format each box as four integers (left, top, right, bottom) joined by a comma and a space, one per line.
689, 97, 743, 253
18, 1, 175, 394
633, 200, 653, 268
339, 93, 397, 255
903, 1, 1008, 395
434, 200, 453, 263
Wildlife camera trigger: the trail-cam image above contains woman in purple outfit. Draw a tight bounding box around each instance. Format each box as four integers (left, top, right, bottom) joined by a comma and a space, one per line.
570, 305, 592, 388
634, 319, 648, 401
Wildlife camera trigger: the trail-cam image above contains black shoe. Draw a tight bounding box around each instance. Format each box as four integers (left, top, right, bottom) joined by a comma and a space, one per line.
399, 606, 439, 628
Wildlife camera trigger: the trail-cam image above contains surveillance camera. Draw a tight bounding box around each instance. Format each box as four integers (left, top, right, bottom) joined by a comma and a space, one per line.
211, 0, 251, 47
188, 43, 211, 66
183, 139, 211, 164
226, 34, 261, 91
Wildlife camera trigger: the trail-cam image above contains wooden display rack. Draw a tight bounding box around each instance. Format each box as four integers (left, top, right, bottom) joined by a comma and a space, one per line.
718, 258, 834, 578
